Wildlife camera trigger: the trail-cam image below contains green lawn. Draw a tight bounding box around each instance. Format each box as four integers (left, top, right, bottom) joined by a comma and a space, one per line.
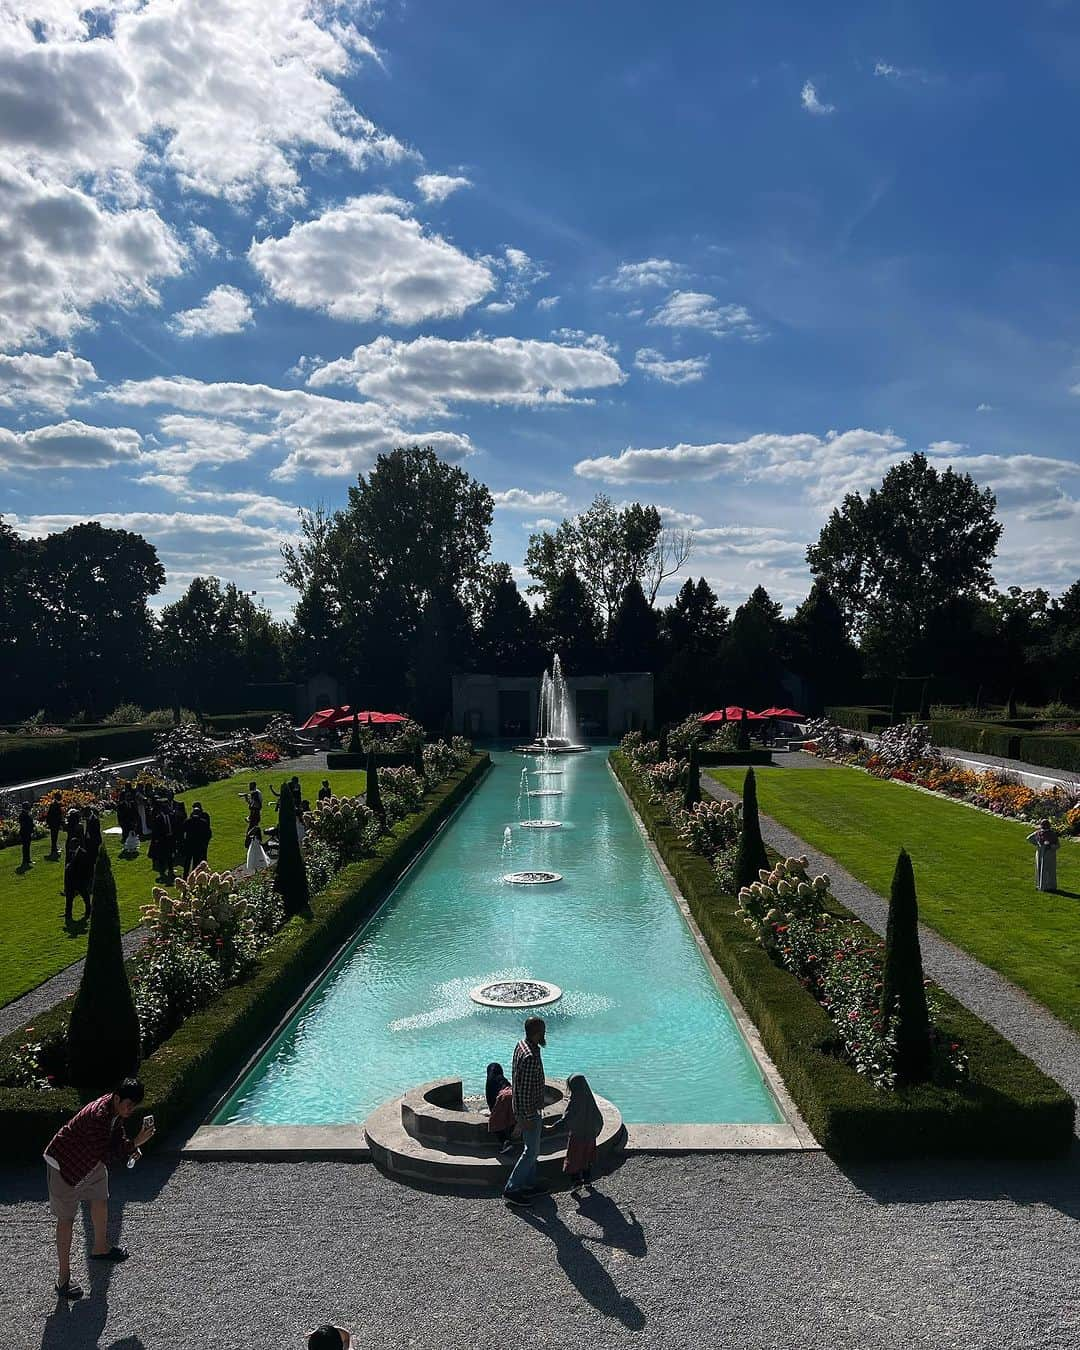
0, 768, 365, 1010
711, 762, 1080, 1033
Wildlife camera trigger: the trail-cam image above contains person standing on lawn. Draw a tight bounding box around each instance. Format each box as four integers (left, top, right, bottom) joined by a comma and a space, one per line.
1026, 819, 1060, 892
185, 803, 212, 868
18, 803, 34, 870
43, 1077, 156, 1300
503, 1016, 548, 1206
45, 793, 64, 857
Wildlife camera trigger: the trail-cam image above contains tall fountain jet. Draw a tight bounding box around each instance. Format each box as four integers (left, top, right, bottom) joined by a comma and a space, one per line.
514, 654, 591, 754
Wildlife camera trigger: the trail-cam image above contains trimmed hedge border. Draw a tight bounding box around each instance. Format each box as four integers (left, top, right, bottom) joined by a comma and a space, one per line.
928, 720, 1021, 759
1016, 734, 1080, 773
825, 706, 892, 732
327, 751, 418, 769
612, 750, 1074, 1158
0, 753, 491, 1158
697, 750, 774, 767
0, 726, 159, 783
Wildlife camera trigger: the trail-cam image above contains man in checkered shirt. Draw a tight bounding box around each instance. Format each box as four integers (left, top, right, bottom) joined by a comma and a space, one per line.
503, 1016, 548, 1205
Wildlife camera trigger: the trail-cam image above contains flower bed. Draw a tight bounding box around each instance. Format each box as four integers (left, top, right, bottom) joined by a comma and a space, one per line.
612, 748, 1074, 1157
0, 751, 490, 1156
804, 720, 1080, 835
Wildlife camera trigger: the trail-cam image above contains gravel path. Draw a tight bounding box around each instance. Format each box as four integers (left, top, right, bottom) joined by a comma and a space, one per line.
0, 1148, 1076, 1349
703, 774, 1080, 1123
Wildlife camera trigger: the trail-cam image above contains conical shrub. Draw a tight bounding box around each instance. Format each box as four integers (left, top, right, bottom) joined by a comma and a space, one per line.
658, 725, 668, 761
735, 767, 769, 889
365, 748, 383, 818
67, 849, 141, 1100
882, 848, 932, 1083
274, 782, 310, 916
348, 711, 361, 754
683, 744, 701, 810
736, 713, 750, 751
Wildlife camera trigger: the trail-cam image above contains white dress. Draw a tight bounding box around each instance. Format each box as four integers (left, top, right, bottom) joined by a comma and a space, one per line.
1026, 832, 1059, 892
245, 837, 270, 873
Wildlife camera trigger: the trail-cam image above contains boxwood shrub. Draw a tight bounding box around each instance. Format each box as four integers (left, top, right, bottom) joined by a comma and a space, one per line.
928, 720, 1021, 759
611, 750, 1074, 1158
0, 754, 491, 1157
1016, 734, 1080, 773
825, 706, 892, 732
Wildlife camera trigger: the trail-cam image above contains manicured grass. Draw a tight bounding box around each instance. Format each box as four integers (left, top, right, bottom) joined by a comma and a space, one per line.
710, 762, 1080, 1033
0, 768, 364, 1010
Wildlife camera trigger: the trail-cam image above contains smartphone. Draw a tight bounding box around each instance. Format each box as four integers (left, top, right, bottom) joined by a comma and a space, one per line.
144, 1114, 155, 1130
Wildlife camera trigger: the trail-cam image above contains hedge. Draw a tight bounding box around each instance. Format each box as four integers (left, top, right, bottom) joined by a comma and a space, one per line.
0, 753, 491, 1157
202, 711, 287, 734
0, 726, 159, 784
327, 751, 418, 770
825, 706, 892, 732
611, 750, 1074, 1158
928, 720, 1020, 759
697, 750, 774, 767
1016, 735, 1080, 773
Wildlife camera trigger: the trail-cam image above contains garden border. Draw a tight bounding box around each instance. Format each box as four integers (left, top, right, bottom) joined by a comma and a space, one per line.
0, 754, 491, 1159
611, 750, 1074, 1158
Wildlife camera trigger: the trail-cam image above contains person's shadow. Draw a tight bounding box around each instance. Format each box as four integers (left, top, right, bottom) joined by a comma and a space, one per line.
570, 1188, 647, 1257
513, 1196, 646, 1329
39, 1206, 130, 1350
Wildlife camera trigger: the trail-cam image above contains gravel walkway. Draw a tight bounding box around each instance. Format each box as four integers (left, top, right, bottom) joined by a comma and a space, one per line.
0, 1147, 1076, 1349
703, 774, 1080, 1122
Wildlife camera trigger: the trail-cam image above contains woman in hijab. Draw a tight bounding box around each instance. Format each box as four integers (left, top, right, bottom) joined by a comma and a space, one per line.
485, 1062, 515, 1151
1026, 818, 1060, 892
546, 1073, 604, 1188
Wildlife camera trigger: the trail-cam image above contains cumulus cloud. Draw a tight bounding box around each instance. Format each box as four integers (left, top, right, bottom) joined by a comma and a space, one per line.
0, 418, 142, 471
536, 295, 560, 311
170, 285, 254, 338
0, 164, 185, 350
415, 173, 472, 203
648, 291, 762, 340
634, 347, 709, 385
976, 402, 993, 413
551, 329, 619, 356
248, 195, 494, 325
305, 335, 626, 415
107, 374, 476, 479
0, 350, 97, 412
485, 301, 515, 314
598, 259, 685, 290
801, 81, 835, 116
491, 488, 570, 511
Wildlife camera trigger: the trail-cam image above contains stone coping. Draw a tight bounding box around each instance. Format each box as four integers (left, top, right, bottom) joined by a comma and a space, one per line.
402, 1076, 567, 1145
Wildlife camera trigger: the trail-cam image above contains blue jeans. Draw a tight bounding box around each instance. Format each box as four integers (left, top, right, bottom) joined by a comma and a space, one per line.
504, 1115, 542, 1194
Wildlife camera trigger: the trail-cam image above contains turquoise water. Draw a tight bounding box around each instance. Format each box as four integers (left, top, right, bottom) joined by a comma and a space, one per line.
215, 749, 782, 1125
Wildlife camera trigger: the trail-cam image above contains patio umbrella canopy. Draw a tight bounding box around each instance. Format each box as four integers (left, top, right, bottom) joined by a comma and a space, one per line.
300, 706, 408, 729
699, 706, 767, 722
757, 707, 805, 720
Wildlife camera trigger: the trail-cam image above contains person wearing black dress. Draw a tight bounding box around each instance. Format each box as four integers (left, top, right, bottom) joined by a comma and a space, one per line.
63, 811, 91, 923
18, 804, 34, 870
45, 794, 64, 858
82, 808, 102, 867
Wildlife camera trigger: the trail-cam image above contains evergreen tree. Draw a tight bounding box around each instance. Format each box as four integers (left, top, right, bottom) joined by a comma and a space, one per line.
735, 768, 769, 889
607, 579, 660, 670
365, 748, 383, 818
658, 725, 669, 760
67, 850, 141, 1100
274, 784, 310, 916
736, 711, 750, 751
785, 580, 860, 712
683, 744, 701, 809
536, 570, 603, 674
658, 577, 728, 719
476, 563, 544, 674
724, 586, 785, 706
881, 849, 932, 1083
348, 711, 361, 753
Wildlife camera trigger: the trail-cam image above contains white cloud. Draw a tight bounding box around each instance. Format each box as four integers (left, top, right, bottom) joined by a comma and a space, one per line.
0, 418, 142, 471
653, 506, 705, 529
0, 164, 185, 350
648, 291, 762, 340
0, 350, 98, 412
525, 517, 558, 529
306, 334, 625, 416
248, 195, 494, 325
536, 295, 560, 311
598, 259, 685, 290
492, 488, 570, 511
494, 246, 548, 304
415, 173, 472, 203
107, 374, 476, 479
873, 61, 928, 84
801, 81, 835, 116
485, 301, 516, 314
188, 225, 220, 257
976, 402, 993, 413
170, 285, 254, 338
551, 328, 619, 356
634, 347, 710, 385
137, 475, 300, 525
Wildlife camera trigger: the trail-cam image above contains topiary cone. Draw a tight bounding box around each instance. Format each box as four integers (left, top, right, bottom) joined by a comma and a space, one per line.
348, 711, 361, 754
365, 748, 383, 818
882, 848, 932, 1083
735, 767, 769, 889
274, 781, 310, 916
683, 744, 701, 810
67, 849, 141, 1101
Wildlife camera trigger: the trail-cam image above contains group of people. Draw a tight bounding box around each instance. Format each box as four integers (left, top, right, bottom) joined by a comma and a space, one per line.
487, 1016, 605, 1206
137, 794, 213, 880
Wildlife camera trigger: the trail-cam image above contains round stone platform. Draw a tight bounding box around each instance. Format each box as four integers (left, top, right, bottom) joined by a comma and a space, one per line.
364, 1076, 626, 1186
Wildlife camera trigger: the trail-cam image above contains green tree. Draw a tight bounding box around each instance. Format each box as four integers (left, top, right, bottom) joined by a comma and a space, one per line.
536, 570, 604, 673
67, 850, 141, 1099
724, 586, 785, 705
475, 563, 544, 674
1045, 579, 1080, 704
658, 577, 729, 719
881, 849, 932, 1083
785, 580, 860, 711
280, 504, 345, 674
735, 768, 769, 889
274, 786, 310, 916
806, 453, 1002, 676
607, 579, 660, 670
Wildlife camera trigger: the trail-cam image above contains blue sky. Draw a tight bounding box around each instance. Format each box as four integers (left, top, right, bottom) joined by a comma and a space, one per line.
2, 0, 1079, 614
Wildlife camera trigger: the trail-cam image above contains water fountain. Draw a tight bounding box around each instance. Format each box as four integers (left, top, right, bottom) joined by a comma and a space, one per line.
517, 763, 561, 829
514, 654, 591, 754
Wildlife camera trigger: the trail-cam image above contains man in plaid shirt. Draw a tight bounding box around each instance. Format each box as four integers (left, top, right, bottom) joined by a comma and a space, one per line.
504, 1016, 548, 1205
43, 1077, 156, 1300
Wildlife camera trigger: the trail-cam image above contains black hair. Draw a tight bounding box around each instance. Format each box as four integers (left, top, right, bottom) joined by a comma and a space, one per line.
307, 1329, 346, 1350
524, 1015, 546, 1037
115, 1077, 145, 1104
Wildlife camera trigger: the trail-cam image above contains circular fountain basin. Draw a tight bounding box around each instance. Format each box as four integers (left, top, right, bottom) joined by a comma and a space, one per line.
503, 870, 562, 884
527, 788, 563, 797
469, 979, 563, 1008
513, 742, 591, 754
518, 820, 562, 829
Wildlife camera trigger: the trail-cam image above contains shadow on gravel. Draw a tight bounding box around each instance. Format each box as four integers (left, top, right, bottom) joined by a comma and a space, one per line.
37, 1204, 132, 1350
512, 1195, 646, 1330
570, 1188, 647, 1257
839, 1145, 1080, 1223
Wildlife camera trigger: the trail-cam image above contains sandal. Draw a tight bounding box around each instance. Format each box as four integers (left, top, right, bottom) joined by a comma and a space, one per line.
89, 1246, 129, 1262
55, 1279, 84, 1300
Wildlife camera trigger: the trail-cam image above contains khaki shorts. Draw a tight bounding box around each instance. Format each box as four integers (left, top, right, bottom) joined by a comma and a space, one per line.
46, 1161, 108, 1220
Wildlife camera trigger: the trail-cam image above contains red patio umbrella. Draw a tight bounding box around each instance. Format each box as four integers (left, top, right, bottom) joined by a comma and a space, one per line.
757, 707, 805, 720
699, 710, 727, 723
299, 707, 338, 731
327, 707, 408, 727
